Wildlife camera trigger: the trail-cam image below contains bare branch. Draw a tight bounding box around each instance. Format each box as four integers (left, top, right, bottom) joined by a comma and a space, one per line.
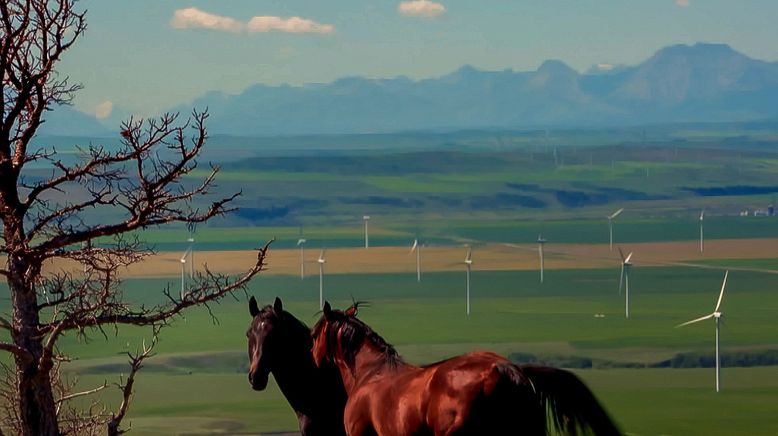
0, 316, 11, 331
47, 240, 271, 334
0, 342, 33, 363
56, 382, 107, 405
107, 328, 159, 436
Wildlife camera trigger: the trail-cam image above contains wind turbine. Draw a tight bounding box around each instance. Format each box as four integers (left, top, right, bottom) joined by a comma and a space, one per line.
411, 239, 421, 282
537, 235, 547, 283
607, 208, 624, 251
464, 247, 473, 316
699, 209, 705, 253
363, 215, 371, 249
677, 270, 729, 392
618, 248, 633, 318
317, 249, 326, 309
180, 245, 192, 300
297, 238, 306, 280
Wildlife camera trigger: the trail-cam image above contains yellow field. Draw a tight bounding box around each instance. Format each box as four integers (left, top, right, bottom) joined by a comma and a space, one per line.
38, 238, 778, 278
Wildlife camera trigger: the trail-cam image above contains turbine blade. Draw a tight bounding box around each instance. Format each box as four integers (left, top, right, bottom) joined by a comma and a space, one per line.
677, 313, 715, 328
618, 247, 626, 262
714, 270, 728, 313
319, 249, 326, 261
700, 209, 705, 221
618, 264, 624, 294
609, 208, 624, 219
411, 239, 418, 252
624, 252, 633, 264
465, 247, 472, 262
181, 247, 192, 262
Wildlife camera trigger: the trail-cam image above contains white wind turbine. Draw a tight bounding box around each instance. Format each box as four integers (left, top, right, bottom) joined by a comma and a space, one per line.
618, 248, 633, 318
537, 235, 547, 283
411, 239, 421, 282
677, 270, 729, 392
297, 238, 306, 280
464, 247, 473, 316
179, 244, 192, 299
363, 215, 371, 249
607, 208, 624, 251
317, 249, 326, 309
699, 209, 705, 253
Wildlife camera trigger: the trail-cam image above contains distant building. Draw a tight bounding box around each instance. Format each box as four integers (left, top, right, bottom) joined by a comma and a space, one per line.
769, 204, 775, 216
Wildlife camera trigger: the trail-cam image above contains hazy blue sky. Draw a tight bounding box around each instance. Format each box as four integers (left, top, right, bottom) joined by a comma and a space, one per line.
57, 0, 778, 119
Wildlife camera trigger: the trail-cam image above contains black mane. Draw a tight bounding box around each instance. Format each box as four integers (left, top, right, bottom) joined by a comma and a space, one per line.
314, 308, 403, 371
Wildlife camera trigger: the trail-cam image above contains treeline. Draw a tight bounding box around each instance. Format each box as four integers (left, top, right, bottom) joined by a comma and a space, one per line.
508, 349, 778, 369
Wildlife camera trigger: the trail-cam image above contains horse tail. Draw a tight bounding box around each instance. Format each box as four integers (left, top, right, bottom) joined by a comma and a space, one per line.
518, 364, 623, 436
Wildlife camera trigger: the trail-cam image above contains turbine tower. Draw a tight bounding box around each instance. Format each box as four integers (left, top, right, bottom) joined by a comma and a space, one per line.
363, 215, 371, 249
179, 245, 192, 300
699, 209, 705, 253
677, 270, 729, 392
297, 238, 306, 280
464, 247, 473, 316
411, 239, 421, 282
618, 248, 633, 318
607, 208, 624, 251
186, 236, 195, 279
317, 249, 326, 309
537, 235, 547, 283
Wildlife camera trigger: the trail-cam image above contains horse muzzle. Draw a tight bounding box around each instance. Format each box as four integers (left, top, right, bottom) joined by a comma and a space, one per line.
249, 368, 269, 391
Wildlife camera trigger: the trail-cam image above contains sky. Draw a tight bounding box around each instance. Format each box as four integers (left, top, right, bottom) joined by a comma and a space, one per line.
57, 0, 778, 119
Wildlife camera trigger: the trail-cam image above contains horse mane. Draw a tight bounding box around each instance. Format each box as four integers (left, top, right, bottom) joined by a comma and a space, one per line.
313, 306, 403, 372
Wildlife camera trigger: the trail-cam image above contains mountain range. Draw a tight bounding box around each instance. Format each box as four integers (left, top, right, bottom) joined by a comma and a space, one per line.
42, 43, 778, 137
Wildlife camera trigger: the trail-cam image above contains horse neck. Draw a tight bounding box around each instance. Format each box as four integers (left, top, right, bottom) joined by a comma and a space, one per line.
335, 340, 403, 393
272, 331, 341, 416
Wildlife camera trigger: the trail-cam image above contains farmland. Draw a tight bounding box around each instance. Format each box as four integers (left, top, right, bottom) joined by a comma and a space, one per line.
15, 241, 778, 435
3, 126, 778, 435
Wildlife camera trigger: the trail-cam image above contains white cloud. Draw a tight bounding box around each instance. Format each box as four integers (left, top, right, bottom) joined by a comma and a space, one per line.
247, 16, 334, 34
95, 101, 113, 119
675, 0, 690, 7
170, 8, 333, 34
398, 0, 446, 18
170, 8, 243, 33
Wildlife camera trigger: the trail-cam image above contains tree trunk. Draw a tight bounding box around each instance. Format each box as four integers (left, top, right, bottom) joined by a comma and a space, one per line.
8, 253, 60, 436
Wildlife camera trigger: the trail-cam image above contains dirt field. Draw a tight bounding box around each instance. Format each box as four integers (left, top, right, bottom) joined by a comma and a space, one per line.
38, 238, 778, 278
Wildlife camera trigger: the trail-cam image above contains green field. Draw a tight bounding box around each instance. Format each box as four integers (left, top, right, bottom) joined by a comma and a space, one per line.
4, 265, 768, 435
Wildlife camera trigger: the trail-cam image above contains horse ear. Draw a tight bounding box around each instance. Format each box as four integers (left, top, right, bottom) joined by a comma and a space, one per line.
273, 296, 283, 313
345, 306, 357, 317
249, 296, 260, 318
323, 301, 333, 320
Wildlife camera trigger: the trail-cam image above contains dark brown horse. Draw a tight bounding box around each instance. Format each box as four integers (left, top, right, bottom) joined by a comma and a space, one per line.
312, 302, 622, 436
247, 296, 347, 436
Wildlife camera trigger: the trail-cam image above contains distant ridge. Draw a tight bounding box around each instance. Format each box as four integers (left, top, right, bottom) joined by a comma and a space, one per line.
48, 43, 778, 136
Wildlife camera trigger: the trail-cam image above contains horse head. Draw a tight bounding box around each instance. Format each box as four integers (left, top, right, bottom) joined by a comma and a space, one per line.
246, 295, 288, 390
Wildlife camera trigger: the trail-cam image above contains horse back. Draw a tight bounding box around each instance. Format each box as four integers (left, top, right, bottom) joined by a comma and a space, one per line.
425, 351, 544, 435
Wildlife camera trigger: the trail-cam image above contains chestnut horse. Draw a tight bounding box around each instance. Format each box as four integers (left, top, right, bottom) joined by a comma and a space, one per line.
312, 302, 622, 436
247, 296, 347, 436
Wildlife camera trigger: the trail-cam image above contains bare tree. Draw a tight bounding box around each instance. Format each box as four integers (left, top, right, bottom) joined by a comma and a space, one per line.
1, 1, 269, 435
